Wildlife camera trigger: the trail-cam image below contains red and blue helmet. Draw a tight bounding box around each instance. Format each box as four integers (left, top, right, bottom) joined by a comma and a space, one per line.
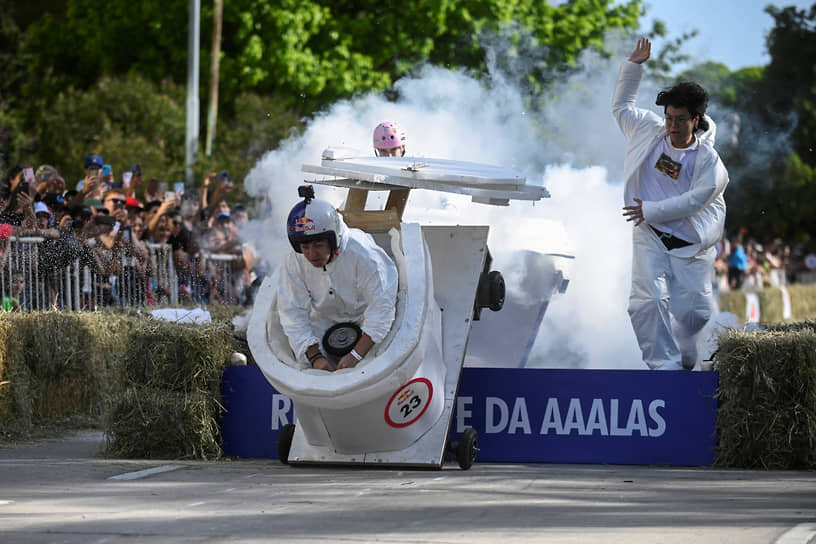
286, 186, 342, 256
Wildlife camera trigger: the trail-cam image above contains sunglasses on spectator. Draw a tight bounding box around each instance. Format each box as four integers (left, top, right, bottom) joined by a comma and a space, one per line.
106, 198, 126, 205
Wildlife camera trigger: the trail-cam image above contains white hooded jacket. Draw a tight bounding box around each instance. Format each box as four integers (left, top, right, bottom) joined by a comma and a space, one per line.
612, 60, 729, 258
278, 218, 398, 363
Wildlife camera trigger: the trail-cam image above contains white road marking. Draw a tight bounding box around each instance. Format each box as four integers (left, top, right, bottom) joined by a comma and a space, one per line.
0, 500, 15, 505
107, 464, 187, 481
774, 523, 816, 544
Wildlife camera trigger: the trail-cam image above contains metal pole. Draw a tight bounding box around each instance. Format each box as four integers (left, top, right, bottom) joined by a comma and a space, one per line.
205, 0, 223, 157
185, 0, 201, 185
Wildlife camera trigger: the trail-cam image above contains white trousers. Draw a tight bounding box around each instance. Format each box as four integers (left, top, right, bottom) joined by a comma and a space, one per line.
628, 225, 715, 370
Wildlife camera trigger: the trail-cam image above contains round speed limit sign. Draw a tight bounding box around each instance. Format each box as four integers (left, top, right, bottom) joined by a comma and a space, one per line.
384, 378, 433, 428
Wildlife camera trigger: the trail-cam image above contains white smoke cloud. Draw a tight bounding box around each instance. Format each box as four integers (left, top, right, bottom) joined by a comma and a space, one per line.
242, 40, 656, 369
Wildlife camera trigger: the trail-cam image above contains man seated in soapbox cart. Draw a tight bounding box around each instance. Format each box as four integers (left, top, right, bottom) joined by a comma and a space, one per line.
248, 148, 548, 469
279, 185, 399, 373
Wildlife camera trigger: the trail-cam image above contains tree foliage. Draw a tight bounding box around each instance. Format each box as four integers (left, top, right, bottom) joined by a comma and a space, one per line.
2, 71, 299, 192
717, 3, 816, 245
21, 0, 640, 111
2, 0, 641, 190
764, 4, 816, 164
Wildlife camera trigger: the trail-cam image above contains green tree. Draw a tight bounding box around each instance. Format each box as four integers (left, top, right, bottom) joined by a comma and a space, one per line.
701, 3, 816, 245
8, 73, 298, 194
6, 0, 645, 197
0, 7, 38, 168
764, 4, 816, 166
23, 0, 641, 112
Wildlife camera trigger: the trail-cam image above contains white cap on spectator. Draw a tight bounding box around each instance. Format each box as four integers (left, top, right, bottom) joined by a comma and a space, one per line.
34, 201, 50, 216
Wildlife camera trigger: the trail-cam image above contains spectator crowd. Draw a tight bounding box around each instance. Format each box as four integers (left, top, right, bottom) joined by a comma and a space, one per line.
2, 156, 815, 313
1, 155, 263, 311
714, 227, 816, 295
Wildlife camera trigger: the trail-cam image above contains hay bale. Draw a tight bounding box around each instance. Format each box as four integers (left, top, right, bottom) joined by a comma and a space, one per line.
715, 327, 816, 469
788, 284, 816, 321
0, 311, 133, 440
0, 317, 34, 438
719, 291, 746, 322
767, 319, 816, 333
206, 304, 246, 325
719, 284, 816, 326
105, 385, 222, 459
1, 310, 230, 457
105, 318, 232, 459
21, 312, 131, 420
121, 319, 231, 391
757, 288, 784, 323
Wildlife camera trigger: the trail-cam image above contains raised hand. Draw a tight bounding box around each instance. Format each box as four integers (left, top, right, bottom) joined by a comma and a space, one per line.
628, 38, 651, 64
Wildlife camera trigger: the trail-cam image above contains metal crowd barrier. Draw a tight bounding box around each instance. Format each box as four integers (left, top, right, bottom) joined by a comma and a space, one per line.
1, 237, 242, 311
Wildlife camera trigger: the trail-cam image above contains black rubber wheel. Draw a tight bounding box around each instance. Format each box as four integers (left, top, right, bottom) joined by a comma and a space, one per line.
278, 423, 296, 465
456, 428, 478, 470
322, 322, 362, 357
486, 270, 505, 311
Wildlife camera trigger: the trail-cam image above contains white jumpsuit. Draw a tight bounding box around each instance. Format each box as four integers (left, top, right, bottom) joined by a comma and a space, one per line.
278, 219, 398, 365
612, 60, 730, 370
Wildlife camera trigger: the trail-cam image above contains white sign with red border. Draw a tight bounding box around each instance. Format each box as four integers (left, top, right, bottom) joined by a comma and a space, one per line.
384, 378, 433, 428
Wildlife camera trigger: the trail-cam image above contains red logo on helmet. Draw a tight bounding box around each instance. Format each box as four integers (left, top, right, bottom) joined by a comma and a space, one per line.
293, 216, 315, 233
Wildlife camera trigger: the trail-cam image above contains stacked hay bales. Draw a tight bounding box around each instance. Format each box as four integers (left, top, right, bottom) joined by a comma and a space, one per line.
718, 291, 747, 322
719, 283, 816, 323
104, 319, 233, 459
715, 323, 816, 469
1, 311, 233, 460
0, 312, 131, 440
788, 284, 816, 320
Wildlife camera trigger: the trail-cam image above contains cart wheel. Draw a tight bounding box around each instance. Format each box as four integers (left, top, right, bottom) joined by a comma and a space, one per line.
476, 270, 505, 313
486, 271, 505, 311
456, 428, 478, 470
278, 423, 296, 465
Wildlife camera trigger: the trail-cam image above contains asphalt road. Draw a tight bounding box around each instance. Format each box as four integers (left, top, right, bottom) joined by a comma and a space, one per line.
1, 431, 814, 544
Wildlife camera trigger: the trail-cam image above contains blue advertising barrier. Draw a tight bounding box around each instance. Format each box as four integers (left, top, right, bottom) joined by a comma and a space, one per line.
221, 365, 718, 466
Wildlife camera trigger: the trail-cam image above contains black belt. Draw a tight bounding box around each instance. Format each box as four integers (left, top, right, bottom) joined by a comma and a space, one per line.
650, 226, 692, 250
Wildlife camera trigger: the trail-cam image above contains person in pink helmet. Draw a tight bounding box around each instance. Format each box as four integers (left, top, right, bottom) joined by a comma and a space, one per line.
369, 121, 410, 216
372, 121, 407, 157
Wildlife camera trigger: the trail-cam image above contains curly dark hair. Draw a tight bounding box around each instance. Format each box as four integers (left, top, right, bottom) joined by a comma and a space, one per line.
656, 81, 709, 132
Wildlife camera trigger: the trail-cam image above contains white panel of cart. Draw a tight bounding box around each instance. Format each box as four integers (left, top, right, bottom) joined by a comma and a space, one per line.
303, 152, 549, 204
286, 225, 489, 466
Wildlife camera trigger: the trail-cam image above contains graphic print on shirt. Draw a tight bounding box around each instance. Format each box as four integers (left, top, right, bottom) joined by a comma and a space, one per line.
654, 153, 681, 180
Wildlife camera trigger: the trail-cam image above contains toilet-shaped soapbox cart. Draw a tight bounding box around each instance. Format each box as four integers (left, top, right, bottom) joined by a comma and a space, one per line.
247, 148, 550, 469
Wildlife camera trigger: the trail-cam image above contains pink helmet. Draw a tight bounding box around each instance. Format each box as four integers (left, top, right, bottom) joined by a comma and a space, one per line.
372, 121, 407, 151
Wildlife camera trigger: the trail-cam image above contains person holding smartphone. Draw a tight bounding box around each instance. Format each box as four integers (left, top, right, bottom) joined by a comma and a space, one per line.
75, 154, 105, 194
95, 188, 129, 249
3, 164, 26, 194
201, 171, 234, 224
35, 164, 63, 196
0, 164, 36, 228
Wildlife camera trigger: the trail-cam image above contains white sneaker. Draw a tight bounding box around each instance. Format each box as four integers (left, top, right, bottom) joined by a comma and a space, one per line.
681, 353, 697, 370
677, 335, 699, 370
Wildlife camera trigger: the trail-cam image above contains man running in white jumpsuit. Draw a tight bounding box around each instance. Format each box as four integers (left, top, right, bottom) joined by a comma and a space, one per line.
279, 186, 398, 372
613, 39, 729, 370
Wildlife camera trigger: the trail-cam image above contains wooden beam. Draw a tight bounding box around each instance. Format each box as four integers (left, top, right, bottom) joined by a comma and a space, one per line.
339, 209, 401, 232
385, 188, 410, 219
344, 188, 369, 212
